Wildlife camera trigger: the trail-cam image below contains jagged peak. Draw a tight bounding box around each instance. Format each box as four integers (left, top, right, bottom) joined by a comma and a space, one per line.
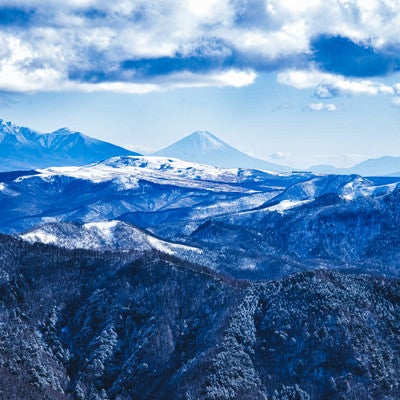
0, 118, 14, 125
0, 118, 18, 132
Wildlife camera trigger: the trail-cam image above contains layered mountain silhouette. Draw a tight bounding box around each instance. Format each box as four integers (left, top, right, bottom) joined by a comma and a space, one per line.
0, 121, 400, 399
154, 130, 291, 172
311, 156, 400, 176
0, 119, 138, 171
2, 116, 400, 176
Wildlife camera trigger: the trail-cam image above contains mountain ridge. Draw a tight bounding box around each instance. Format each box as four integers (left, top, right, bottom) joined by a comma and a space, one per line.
2, 116, 400, 176
0, 119, 139, 171
310, 155, 400, 176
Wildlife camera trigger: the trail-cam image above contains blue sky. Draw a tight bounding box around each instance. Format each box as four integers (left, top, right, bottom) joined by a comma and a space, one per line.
1, 0, 400, 168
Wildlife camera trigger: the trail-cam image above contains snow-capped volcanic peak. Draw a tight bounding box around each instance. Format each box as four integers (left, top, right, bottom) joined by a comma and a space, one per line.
155, 131, 231, 160
185, 131, 228, 151
154, 131, 291, 171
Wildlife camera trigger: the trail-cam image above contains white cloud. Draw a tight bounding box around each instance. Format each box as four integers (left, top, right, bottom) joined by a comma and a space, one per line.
278, 68, 395, 97
151, 69, 256, 90
265, 0, 400, 48
212, 69, 257, 88
393, 83, 400, 95
1, 1, 400, 93
65, 81, 160, 94
308, 102, 337, 111
227, 21, 310, 59
186, 0, 233, 22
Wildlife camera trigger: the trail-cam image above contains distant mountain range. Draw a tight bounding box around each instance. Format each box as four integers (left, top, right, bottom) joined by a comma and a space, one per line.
2, 117, 400, 176
0, 119, 138, 171
0, 120, 291, 173
153, 130, 291, 172
153, 131, 400, 176
311, 156, 400, 176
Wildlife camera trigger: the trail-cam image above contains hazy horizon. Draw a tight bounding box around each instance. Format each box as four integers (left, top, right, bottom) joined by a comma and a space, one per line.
0, 116, 392, 170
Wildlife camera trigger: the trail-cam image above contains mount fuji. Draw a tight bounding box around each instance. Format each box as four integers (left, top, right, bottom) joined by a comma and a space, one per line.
154, 130, 291, 172
0, 119, 139, 171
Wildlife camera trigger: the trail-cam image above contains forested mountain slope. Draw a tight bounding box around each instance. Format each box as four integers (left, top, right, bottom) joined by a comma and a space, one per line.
0, 235, 398, 400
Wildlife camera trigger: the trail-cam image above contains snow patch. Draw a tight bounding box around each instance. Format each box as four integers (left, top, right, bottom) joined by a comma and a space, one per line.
268, 199, 311, 213
84, 220, 120, 239
341, 178, 397, 200
113, 175, 140, 190
146, 236, 175, 255
22, 231, 59, 245
146, 235, 203, 256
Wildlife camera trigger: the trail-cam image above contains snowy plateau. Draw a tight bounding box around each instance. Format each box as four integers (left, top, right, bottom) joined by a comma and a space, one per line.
0, 125, 399, 399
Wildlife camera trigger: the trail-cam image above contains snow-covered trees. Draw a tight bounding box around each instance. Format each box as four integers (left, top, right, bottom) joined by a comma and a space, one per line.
0, 234, 399, 399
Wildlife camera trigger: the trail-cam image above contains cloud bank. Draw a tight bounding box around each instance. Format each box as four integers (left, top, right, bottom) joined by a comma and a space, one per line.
1, 0, 400, 94
278, 68, 395, 97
